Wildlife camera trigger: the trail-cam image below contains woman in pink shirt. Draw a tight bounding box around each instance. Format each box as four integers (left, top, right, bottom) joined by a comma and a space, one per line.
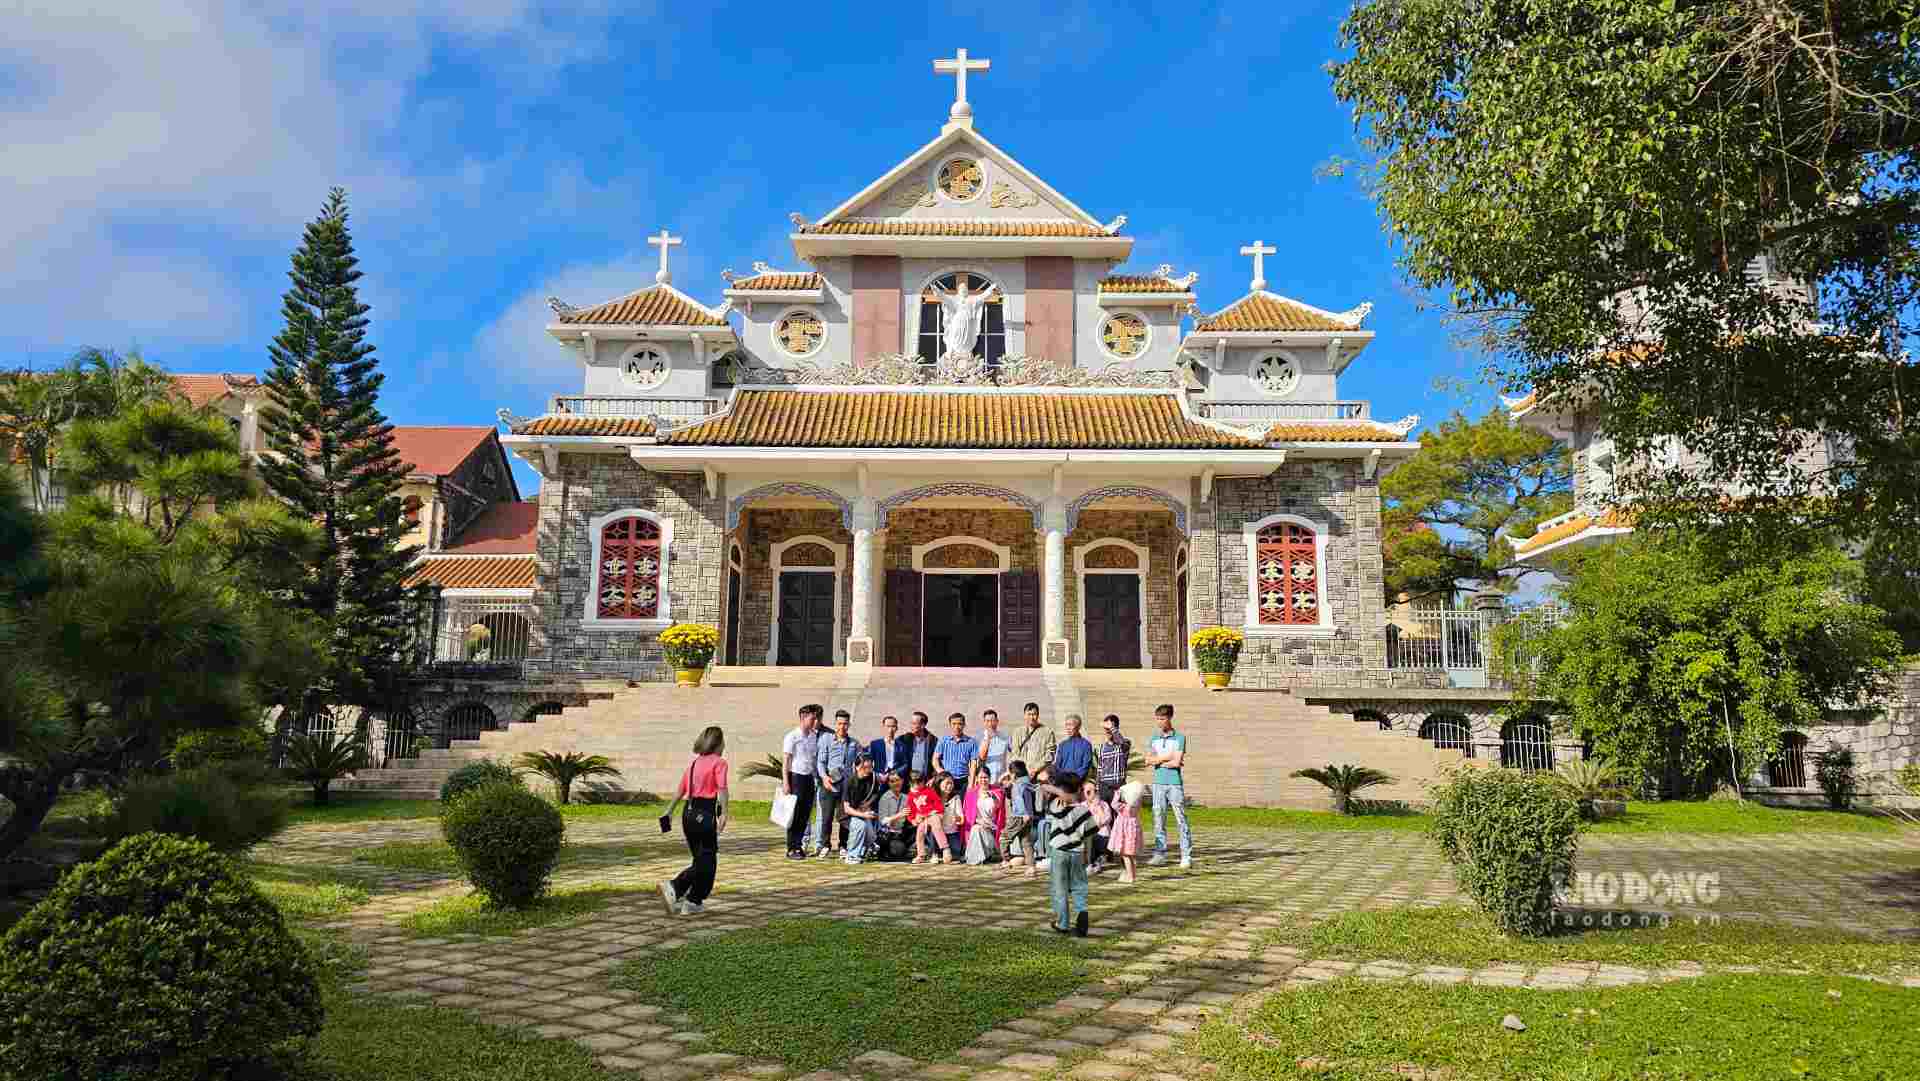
659, 726, 729, 915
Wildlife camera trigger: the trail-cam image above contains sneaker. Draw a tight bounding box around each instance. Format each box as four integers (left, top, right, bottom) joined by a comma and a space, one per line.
842, 854, 862, 866
1180, 856, 1192, 870
786, 850, 806, 860
1147, 853, 1167, 866
816, 847, 833, 860
1050, 922, 1072, 934
1034, 858, 1051, 871
1074, 911, 1089, 937
657, 881, 679, 915
679, 901, 703, 915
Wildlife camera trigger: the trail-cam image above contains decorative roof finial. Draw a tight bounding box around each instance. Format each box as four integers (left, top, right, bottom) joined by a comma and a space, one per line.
647, 228, 682, 285
546, 296, 576, 317
933, 47, 991, 126
1335, 301, 1374, 327
1239, 240, 1276, 292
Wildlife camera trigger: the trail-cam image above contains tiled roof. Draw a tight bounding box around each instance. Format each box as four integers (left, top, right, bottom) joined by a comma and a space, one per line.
1193, 292, 1356, 333
446, 500, 538, 554
664, 390, 1262, 449
1265, 422, 1410, 443
389, 426, 495, 477
728, 272, 822, 291
557, 286, 728, 326
1512, 509, 1632, 555
406, 555, 536, 590
799, 219, 1111, 237
513, 415, 657, 437
1098, 275, 1190, 294
171, 373, 261, 407
1506, 391, 1539, 415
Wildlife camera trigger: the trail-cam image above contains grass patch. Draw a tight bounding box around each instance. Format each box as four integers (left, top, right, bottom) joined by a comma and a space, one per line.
250, 864, 373, 920
1192, 973, 1916, 1080
1172, 805, 1429, 831
301, 986, 622, 1080
398, 885, 632, 937
1259, 905, 1920, 975
286, 798, 441, 826
612, 919, 1102, 1070
352, 840, 461, 873
1586, 798, 1899, 835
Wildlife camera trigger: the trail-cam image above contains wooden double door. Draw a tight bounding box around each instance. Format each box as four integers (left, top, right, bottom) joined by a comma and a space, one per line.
884, 570, 1040, 667
1083, 574, 1142, 668
775, 571, 836, 666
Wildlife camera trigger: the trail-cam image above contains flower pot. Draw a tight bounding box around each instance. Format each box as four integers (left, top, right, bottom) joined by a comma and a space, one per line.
1589, 798, 1626, 820
675, 666, 706, 687
1201, 671, 1231, 690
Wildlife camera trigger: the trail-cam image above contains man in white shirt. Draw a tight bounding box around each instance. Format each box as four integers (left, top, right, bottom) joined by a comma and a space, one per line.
781, 704, 822, 858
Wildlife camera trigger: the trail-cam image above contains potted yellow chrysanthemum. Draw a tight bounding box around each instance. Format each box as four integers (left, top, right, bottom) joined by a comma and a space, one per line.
659, 623, 721, 686
1189, 627, 1244, 690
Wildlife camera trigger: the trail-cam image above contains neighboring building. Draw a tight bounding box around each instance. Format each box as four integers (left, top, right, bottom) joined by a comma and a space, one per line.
169, 372, 269, 457
389, 427, 531, 663
489, 53, 1427, 684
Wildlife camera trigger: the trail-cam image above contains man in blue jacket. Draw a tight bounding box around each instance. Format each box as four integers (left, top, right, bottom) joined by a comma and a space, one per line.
867, 714, 913, 780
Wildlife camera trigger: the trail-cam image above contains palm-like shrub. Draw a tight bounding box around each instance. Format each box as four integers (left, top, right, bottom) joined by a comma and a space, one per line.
281, 728, 366, 805
1289, 763, 1396, 814
515, 750, 622, 805
1813, 743, 1858, 810
740, 753, 785, 782
1554, 758, 1622, 818
439, 758, 522, 803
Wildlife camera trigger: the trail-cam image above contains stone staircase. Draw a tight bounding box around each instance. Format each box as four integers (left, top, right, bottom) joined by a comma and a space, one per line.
339, 665, 1462, 807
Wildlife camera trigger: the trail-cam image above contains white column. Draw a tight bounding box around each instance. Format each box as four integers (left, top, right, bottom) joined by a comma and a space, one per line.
847, 497, 879, 667
1041, 498, 1069, 669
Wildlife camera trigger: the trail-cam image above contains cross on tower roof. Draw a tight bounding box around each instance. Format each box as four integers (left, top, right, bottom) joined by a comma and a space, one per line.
933, 48, 991, 126
648, 229, 682, 285
1239, 239, 1276, 292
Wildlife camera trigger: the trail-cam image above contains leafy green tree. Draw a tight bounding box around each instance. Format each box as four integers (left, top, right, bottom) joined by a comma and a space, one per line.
1495, 535, 1902, 797
1382, 408, 1571, 600
1333, 1, 1919, 566
0, 349, 173, 512
257, 188, 421, 718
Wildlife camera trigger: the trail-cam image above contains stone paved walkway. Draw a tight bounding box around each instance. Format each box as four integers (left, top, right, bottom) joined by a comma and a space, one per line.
260, 817, 1920, 1080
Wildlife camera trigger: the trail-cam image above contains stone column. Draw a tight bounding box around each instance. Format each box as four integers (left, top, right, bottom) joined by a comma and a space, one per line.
846, 497, 879, 667
1041, 497, 1070, 669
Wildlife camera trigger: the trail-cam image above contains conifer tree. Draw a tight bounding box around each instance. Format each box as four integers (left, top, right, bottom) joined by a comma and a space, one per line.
258, 188, 419, 712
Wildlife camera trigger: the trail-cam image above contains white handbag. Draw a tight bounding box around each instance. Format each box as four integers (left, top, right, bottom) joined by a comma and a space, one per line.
769, 790, 798, 828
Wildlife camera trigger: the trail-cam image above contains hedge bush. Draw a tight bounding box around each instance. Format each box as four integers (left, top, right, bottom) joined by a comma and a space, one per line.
440, 781, 565, 909
1428, 767, 1584, 936
0, 833, 323, 1081
169, 726, 269, 772
104, 768, 289, 852
439, 758, 522, 803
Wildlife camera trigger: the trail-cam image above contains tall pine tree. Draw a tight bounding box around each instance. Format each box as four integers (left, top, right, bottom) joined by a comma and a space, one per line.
259, 188, 419, 714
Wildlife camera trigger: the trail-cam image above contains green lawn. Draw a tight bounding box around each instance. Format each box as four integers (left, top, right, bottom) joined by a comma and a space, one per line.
612, 919, 1103, 1071
1191, 974, 1917, 1080
250, 863, 373, 920
352, 840, 463, 873
1585, 798, 1898, 835
1259, 905, 1920, 976
285, 796, 773, 828
399, 886, 635, 937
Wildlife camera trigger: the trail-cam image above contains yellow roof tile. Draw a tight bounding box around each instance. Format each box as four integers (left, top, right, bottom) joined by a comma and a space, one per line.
800, 219, 1110, 237
1194, 293, 1354, 332
1098, 275, 1190, 294
664, 391, 1262, 449
407, 555, 536, 590
514, 416, 657, 437
1512, 508, 1632, 554
728, 272, 822, 291
558, 286, 727, 326
1266, 422, 1409, 443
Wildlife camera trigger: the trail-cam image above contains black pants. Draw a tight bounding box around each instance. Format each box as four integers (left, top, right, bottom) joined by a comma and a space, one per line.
670, 798, 719, 904
785, 773, 817, 853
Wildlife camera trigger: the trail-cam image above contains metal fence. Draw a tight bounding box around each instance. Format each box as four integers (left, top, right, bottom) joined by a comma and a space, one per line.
1386, 608, 1487, 672
1195, 400, 1372, 421
433, 597, 532, 664
549, 395, 721, 419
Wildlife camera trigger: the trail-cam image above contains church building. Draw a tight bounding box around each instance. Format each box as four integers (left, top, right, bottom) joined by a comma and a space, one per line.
493, 50, 1422, 684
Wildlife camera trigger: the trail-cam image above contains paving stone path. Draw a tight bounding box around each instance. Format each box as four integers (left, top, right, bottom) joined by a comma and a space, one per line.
261, 816, 1920, 1080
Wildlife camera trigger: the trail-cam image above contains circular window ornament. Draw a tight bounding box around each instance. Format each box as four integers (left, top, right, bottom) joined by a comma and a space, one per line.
1254, 352, 1301, 397
621, 348, 669, 389
774, 309, 826, 358
936, 157, 984, 201
1098, 311, 1151, 360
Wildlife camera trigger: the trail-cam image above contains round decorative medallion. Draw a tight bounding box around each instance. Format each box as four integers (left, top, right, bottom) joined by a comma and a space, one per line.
1254, 352, 1301, 397
1099, 312, 1151, 360
937, 157, 984, 201
774, 310, 826, 358
621, 348, 669, 388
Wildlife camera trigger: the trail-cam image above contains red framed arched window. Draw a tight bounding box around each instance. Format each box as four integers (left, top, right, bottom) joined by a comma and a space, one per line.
597, 516, 661, 619
1255, 521, 1319, 625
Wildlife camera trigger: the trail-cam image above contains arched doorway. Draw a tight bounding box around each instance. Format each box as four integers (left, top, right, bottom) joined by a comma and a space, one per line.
1420, 712, 1474, 757
439, 702, 497, 748
1501, 716, 1555, 772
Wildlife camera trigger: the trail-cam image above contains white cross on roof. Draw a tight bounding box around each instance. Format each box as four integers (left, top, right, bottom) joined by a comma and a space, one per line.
933, 48, 991, 124
1239, 240, 1276, 292
648, 229, 682, 284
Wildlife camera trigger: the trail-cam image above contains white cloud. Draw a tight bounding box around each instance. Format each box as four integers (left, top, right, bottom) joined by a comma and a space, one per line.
457, 254, 658, 401
0, 1, 619, 347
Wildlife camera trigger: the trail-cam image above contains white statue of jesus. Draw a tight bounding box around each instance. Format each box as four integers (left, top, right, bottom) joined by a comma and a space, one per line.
930, 277, 1002, 361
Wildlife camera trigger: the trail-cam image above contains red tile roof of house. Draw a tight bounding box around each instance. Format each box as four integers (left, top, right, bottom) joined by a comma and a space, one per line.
405, 555, 537, 590
171, 373, 261, 407
389, 426, 496, 477
446, 500, 538, 554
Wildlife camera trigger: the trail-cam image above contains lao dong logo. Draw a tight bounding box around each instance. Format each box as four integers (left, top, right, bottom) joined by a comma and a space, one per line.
1555, 870, 1723, 907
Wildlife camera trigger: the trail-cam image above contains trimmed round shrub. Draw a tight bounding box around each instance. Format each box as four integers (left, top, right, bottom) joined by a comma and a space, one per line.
169, 726, 269, 772
440, 781, 565, 909
1428, 767, 1584, 936
0, 833, 322, 1081
439, 757, 522, 803
105, 768, 289, 852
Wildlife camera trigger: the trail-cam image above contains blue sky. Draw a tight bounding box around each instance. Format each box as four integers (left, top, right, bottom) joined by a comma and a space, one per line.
3, 1, 1509, 498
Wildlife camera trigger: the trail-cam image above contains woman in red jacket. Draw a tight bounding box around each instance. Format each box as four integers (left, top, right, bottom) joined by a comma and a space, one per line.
906, 772, 952, 865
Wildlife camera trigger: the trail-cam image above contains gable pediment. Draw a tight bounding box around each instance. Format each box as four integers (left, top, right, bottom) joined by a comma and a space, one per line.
818, 127, 1108, 231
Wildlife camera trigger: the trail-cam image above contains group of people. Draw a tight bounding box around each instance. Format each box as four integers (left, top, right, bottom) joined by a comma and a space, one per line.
776, 702, 1195, 935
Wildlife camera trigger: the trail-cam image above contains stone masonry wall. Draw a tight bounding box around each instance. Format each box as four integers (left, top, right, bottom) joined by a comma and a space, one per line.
736, 508, 854, 666
1796, 664, 1920, 776
1200, 461, 1390, 685
1063, 508, 1181, 669
880, 508, 1039, 570
527, 455, 724, 679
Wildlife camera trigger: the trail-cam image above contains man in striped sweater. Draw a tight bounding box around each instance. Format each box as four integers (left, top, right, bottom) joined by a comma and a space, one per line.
1040, 770, 1096, 936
